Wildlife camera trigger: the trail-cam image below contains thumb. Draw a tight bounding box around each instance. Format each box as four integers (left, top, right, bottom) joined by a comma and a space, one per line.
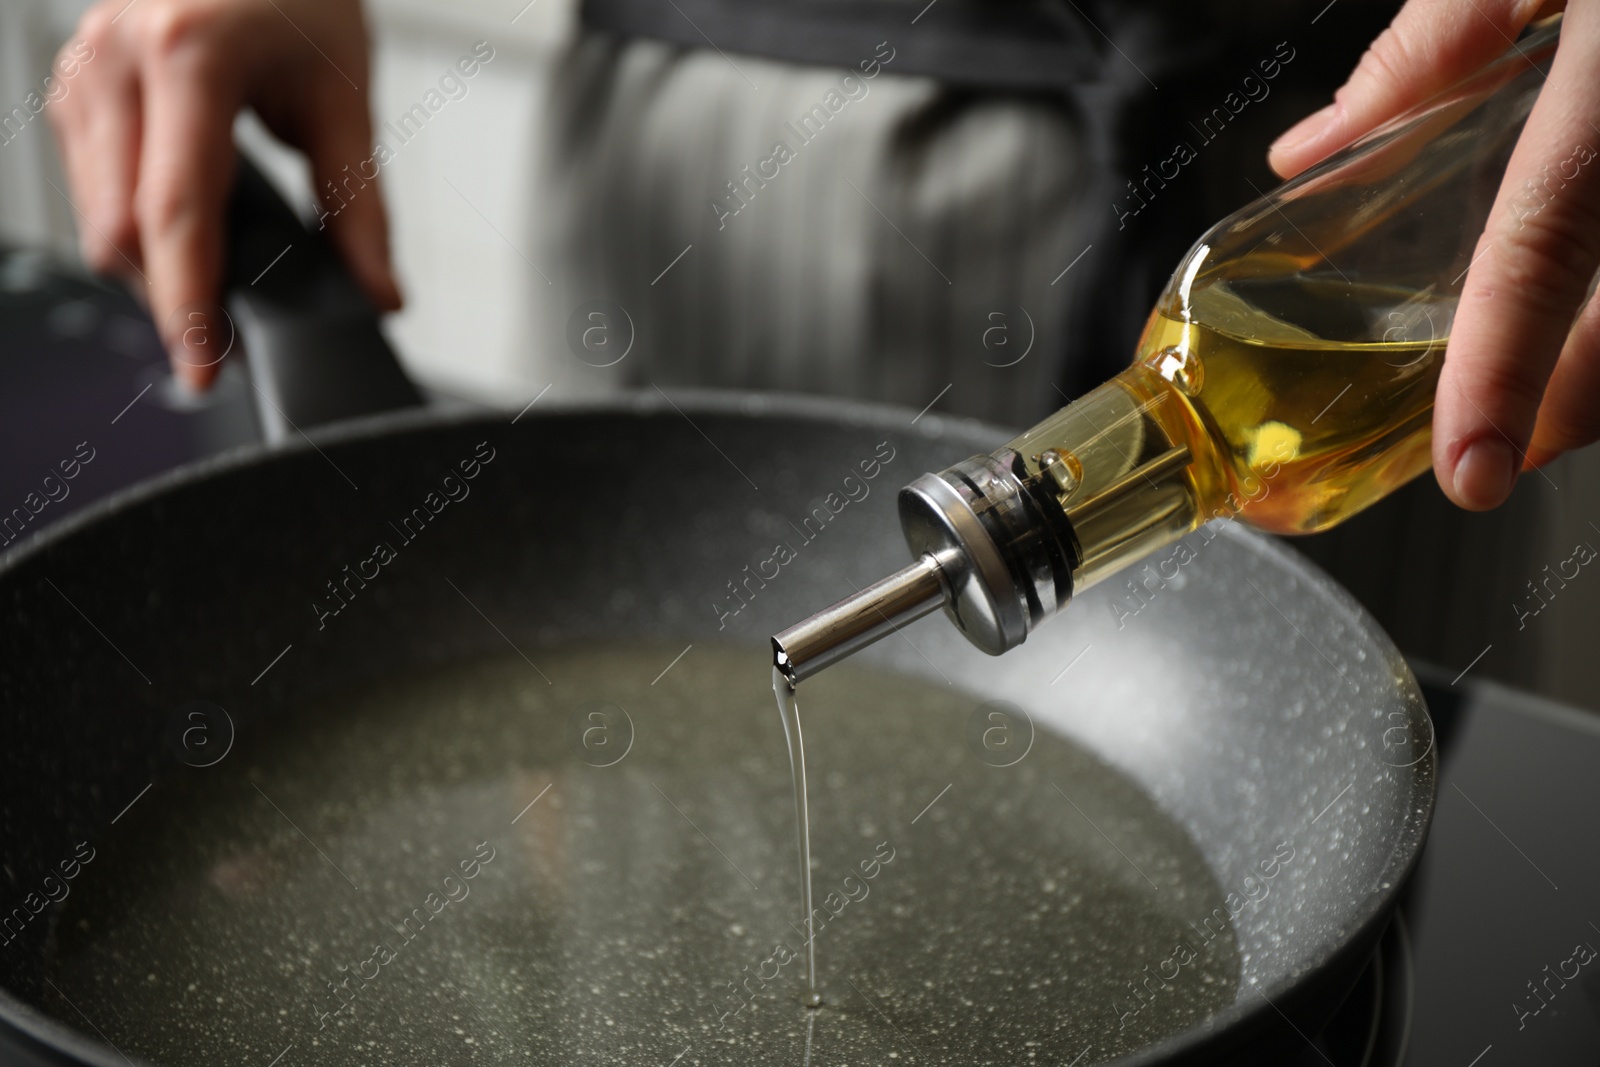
300, 78, 403, 312
1268, 0, 1558, 179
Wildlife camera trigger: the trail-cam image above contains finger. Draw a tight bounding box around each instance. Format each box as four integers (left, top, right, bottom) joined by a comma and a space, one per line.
300, 74, 402, 311
48, 11, 146, 285
1434, 4, 1600, 509
1524, 286, 1600, 468
135, 40, 240, 391
1269, 0, 1557, 178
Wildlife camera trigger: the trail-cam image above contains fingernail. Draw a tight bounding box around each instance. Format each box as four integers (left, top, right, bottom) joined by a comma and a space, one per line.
169, 361, 204, 394
383, 269, 405, 311
362, 256, 403, 311
1270, 103, 1339, 157
1452, 438, 1518, 510
166, 347, 215, 394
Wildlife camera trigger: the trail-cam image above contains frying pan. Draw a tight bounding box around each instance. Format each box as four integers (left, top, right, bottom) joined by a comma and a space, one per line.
0, 162, 1435, 1065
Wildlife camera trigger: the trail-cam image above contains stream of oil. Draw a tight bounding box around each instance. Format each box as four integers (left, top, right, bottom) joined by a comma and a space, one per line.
772, 668, 824, 1007
43, 643, 1242, 1066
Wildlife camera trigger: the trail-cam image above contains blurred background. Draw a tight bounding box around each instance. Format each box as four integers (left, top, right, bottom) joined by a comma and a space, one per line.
1, 0, 1596, 708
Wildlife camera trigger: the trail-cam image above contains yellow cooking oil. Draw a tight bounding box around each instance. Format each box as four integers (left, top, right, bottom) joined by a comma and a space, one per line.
1008, 261, 1447, 593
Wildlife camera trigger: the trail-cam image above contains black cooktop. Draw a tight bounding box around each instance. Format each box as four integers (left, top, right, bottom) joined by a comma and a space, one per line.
1401, 672, 1600, 1065
3, 247, 1598, 1066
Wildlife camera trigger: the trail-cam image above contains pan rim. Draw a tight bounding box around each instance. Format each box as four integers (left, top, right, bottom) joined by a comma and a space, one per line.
1099, 527, 1437, 1065
0, 387, 1012, 580
0, 387, 1436, 1067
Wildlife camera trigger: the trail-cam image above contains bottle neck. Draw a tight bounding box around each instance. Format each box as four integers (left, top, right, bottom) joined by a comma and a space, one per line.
890, 364, 1218, 657
775, 365, 1224, 676
1004, 364, 1213, 597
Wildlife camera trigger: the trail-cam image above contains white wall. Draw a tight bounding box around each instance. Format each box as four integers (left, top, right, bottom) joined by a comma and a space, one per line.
0, 0, 83, 258
359, 0, 604, 405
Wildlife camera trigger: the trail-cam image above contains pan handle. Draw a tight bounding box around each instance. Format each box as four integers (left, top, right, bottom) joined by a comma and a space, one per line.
223, 154, 423, 442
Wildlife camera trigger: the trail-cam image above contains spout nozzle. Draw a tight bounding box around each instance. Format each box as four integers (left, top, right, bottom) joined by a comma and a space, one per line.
772, 553, 951, 685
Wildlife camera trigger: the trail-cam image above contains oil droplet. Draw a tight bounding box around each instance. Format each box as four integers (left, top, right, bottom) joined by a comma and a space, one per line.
1039, 448, 1084, 498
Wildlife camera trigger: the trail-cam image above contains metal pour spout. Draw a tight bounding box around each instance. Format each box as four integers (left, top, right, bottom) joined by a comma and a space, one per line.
772, 453, 1075, 684
771, 551, 953, 686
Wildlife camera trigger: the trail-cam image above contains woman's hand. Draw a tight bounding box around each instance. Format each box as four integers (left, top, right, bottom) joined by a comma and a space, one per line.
1269, 0, 1599, 510
49, 0, 400, 390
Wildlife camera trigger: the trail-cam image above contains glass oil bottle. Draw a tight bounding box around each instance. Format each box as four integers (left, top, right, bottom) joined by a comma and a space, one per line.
773, 15, 1559, 682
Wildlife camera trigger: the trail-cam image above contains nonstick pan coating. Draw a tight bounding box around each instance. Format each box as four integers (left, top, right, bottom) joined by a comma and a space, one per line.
0, 392, 1435, 1065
